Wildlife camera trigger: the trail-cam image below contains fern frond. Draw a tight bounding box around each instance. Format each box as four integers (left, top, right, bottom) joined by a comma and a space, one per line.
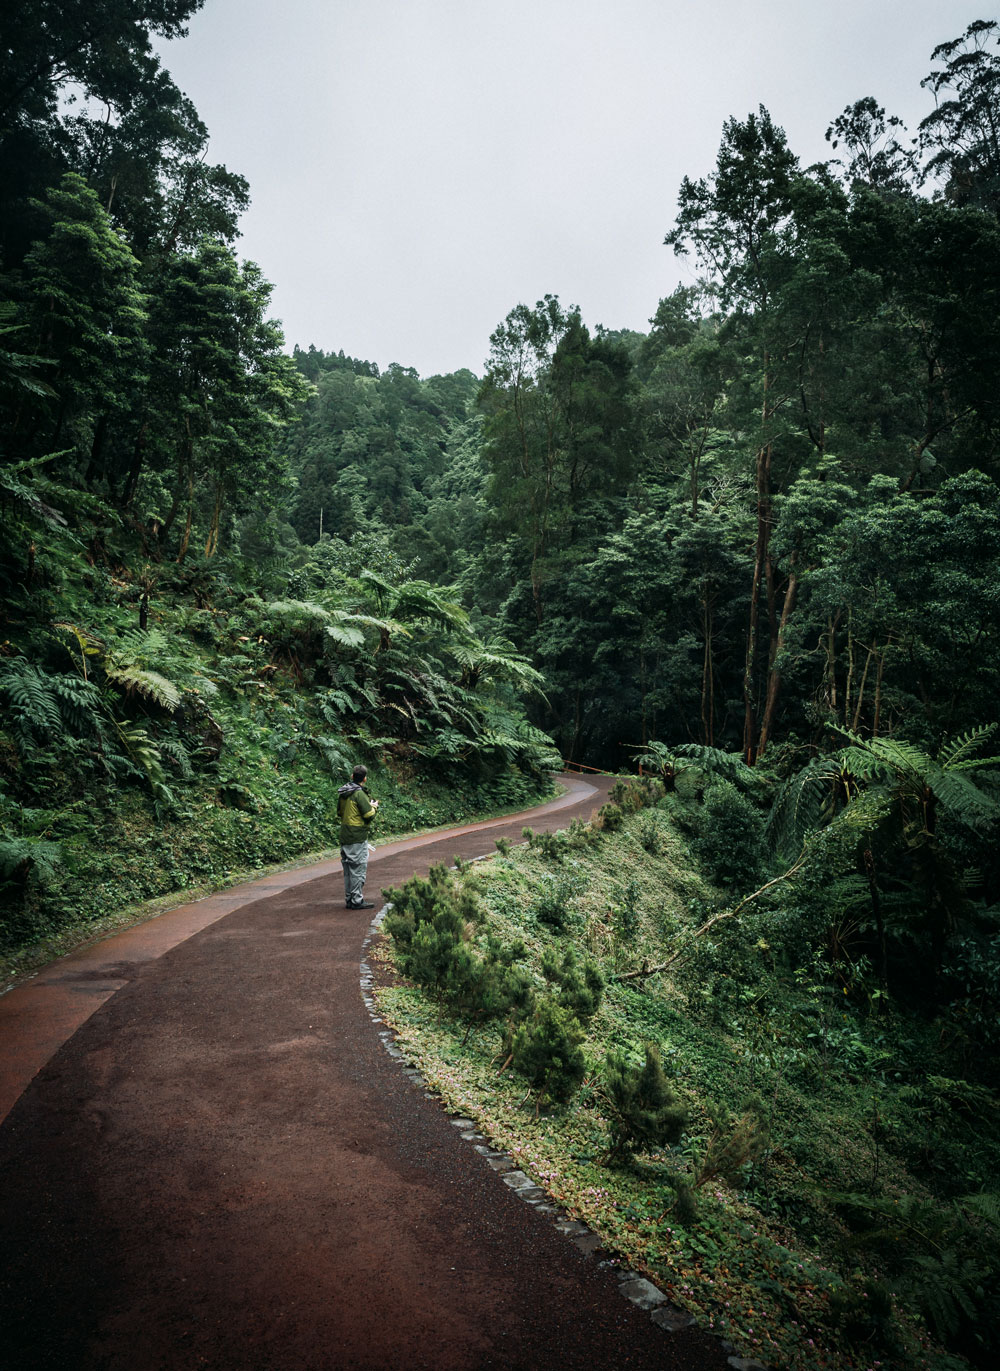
959, 1192, 1000, 1228
104, 666, 181, 712
158, 736, 193, 779
938, 724, 996, 767
325, 622, 366, 650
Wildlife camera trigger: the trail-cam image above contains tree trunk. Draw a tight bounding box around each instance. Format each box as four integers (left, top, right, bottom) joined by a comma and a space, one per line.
204, 484, 223, 558
758, 563, 798, 756
120, 422, 148, 508
701, 587, 715, 746
742, 440, 772, 763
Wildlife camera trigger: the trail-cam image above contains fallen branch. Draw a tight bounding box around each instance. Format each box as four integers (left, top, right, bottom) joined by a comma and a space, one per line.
616, 846, 809, 983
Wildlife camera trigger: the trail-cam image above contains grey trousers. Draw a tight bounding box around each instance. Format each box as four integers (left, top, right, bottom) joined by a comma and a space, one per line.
341, 840, 369, 905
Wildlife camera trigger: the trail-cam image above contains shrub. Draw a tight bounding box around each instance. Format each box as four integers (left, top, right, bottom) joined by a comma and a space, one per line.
385, 865, 529, 1034
636, 812, 666, 855
534, 829, 569, 861
511, 998, 586, 1110
597, 801, 624, 832
541, 945, 604, 1023
689, 780, 765, 891
534, 871, 585, 930
604, 1042, 687, 1164
693, 1096, 770, 1189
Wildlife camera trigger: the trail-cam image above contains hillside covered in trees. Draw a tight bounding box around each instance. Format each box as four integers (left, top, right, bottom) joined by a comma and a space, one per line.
2, 7, 1000, 1368
0, 2, 558, 964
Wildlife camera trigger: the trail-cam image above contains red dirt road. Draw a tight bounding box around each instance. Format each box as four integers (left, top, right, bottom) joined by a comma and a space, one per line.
0, 775, 733, 1371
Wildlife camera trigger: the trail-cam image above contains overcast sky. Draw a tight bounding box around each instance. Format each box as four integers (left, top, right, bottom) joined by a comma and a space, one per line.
157, 1, 990, 378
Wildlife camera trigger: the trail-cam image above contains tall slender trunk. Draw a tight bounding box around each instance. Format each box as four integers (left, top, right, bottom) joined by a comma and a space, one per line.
872, 638, 890, 737
758, 562, 798, 756
845, 610, 855, 728
742, 439, 772, 763
701, 586, 715, 746
120, 422, 148, 508
84, 413, 109, 486
176, 471, 195, 564
851, 641, 877, 733
204, 483, 223, 558
824, 611, 841, 722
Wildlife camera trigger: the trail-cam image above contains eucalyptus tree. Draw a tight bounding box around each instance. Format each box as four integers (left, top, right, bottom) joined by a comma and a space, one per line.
140, 239, 307, 560
919, 18, 1000, 213
665, 109, 862, 759
478, 295, 635, 627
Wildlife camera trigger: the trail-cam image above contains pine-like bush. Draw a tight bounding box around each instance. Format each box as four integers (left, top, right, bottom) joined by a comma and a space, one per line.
604, 1042, 687, 1163
511, 998, 586, 1110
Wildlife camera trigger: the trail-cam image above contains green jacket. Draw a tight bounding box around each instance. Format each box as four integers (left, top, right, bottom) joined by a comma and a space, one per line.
337, 782, 376, 846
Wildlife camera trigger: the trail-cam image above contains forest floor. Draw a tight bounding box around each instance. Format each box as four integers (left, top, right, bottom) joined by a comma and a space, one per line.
0, 773, 733, 1371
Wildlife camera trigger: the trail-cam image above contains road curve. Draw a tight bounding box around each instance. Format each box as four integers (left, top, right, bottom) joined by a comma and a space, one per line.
0, 774, 731, 1371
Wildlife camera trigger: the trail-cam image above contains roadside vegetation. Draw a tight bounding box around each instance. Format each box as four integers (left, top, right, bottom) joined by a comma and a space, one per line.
376, 762, 1000, 1371
0, 503, 557, 980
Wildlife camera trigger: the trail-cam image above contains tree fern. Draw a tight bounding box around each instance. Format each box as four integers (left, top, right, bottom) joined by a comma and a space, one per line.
764, 756, 842, 858
0, 805, 67, 887
938, 723, 1000, 771
158, 736, 193, 779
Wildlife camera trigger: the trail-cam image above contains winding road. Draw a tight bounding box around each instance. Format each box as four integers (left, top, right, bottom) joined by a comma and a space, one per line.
0, 774, 733, 1371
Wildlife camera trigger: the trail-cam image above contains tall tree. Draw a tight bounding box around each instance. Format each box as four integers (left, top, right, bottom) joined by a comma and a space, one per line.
919, 18, 1000, 213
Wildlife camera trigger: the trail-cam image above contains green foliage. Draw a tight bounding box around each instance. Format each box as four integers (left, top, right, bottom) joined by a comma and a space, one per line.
534, 871, 585, 930
383, 864, 531, 1035
831, 1190, 1000, 1355
604, 1042, 687, 1163
688, 781, 766, 891
541, 944, 603, 1023
376, 790, 1000, 1371
692, 1097, 771, 1189
510, 998, 587, 1110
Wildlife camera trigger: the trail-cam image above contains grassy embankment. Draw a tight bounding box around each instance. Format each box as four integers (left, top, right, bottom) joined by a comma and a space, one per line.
374, 790, 999, 1371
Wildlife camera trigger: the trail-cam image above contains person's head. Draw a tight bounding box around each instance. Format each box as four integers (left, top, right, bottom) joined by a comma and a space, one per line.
352, 764, 367, 784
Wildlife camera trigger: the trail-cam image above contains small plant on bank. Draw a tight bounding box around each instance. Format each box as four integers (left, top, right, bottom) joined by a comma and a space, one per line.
692, 1096, 771, 1189
534, 870, 586, 930
382, 862, 480, 986
689, 780, 766, 891
510, 997, 587, 1112
495, 837, 511, 856
534, 828, 569, 861
603, 1042, 688, 1165
384, 864, 530, 1039
542, 944, 604, 1023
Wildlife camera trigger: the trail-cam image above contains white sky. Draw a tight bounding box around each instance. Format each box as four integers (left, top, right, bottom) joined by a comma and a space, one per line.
157, 0, 990, 378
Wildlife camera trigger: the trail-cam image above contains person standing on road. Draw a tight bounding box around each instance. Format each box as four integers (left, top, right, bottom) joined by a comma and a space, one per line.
337, 764, 379, 909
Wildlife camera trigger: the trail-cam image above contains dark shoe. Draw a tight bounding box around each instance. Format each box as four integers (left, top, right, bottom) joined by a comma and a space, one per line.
346, 899, 375, 909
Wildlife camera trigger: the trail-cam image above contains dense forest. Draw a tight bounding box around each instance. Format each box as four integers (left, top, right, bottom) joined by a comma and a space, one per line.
0, 2, 559, 962
2, 7, 1000, 1368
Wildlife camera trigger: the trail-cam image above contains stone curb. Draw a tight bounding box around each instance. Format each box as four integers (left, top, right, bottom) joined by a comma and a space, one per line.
360, 902, 768, 1371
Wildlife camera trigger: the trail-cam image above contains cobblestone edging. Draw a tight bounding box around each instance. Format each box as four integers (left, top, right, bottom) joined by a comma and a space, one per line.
360, 903, 767, 1371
